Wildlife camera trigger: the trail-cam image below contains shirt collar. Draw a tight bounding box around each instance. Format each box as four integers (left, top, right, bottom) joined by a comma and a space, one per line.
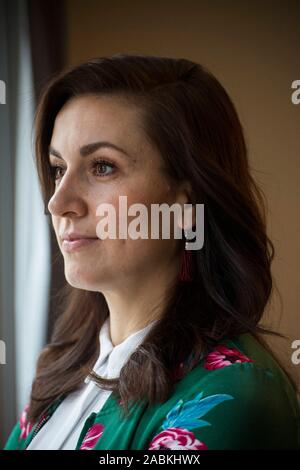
87, 317, 158, 381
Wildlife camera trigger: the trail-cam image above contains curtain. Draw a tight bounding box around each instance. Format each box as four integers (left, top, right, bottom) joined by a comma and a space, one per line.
0, 0, 51, 445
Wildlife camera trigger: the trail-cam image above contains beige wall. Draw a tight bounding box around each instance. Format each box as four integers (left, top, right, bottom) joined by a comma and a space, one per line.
65, 0, 300, 379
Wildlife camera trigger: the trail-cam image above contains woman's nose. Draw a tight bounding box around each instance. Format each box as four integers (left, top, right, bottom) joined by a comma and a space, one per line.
47, 174, 87, 218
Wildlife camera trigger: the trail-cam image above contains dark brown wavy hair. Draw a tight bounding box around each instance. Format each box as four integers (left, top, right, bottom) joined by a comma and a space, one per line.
28, 53, 290, 423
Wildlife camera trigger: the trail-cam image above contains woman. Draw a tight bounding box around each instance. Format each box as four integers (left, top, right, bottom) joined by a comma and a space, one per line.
4, 53, 300, 450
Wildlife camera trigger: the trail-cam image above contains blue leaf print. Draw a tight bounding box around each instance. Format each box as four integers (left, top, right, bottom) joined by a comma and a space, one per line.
164, 398, 184, 424
162, 392, 234, 430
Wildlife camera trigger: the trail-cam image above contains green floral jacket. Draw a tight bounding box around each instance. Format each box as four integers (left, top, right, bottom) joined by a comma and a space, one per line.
4, 333, 300, 450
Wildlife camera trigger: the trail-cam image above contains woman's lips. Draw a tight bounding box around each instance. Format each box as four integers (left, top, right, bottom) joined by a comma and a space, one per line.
62, 238, 99, 253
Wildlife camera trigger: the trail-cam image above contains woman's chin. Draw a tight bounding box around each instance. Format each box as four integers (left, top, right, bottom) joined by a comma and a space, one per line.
64, 266, 108, 291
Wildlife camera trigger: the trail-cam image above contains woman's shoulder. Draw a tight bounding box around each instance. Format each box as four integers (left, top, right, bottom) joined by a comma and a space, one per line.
145, 333, 300, 449
180, 333, 299, 410
183, 332, 294, 382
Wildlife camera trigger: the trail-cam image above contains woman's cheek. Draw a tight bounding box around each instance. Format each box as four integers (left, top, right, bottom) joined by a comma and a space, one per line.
91, 177, 174, 239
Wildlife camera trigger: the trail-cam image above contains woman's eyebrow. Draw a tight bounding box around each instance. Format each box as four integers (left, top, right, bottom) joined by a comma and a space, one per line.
48, 141, 132, 160
80, 141, 131, 158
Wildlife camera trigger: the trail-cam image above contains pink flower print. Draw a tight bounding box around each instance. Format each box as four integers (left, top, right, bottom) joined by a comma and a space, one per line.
80, 423, 105, 450
19, 404, 33, 440
148, 427, 208, 450
204, 345, 252, 370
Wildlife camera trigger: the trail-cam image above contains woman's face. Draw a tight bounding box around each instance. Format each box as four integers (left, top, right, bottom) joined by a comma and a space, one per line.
48, 94, 186, 291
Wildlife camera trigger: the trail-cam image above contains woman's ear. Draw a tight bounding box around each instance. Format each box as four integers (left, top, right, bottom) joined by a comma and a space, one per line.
175, 181, 196, 230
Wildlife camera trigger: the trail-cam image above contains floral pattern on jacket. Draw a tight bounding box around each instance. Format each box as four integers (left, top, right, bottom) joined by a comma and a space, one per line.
149, 427, 208, 450
148, 391, 234, 450
204, 345, 252, 370
80, 423, 105, 450
19, 404, 33, 440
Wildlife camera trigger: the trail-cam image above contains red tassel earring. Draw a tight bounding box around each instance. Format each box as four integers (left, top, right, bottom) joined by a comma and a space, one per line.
179, 230, 193, 282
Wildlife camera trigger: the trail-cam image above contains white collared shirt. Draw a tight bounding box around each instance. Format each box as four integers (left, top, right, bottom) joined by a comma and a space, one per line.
27, 317, 156, 450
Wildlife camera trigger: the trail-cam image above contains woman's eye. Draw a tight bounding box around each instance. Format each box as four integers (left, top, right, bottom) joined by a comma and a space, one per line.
51, 165, 65, 180
49, 160, 116, 181
93, 160, 116, 177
